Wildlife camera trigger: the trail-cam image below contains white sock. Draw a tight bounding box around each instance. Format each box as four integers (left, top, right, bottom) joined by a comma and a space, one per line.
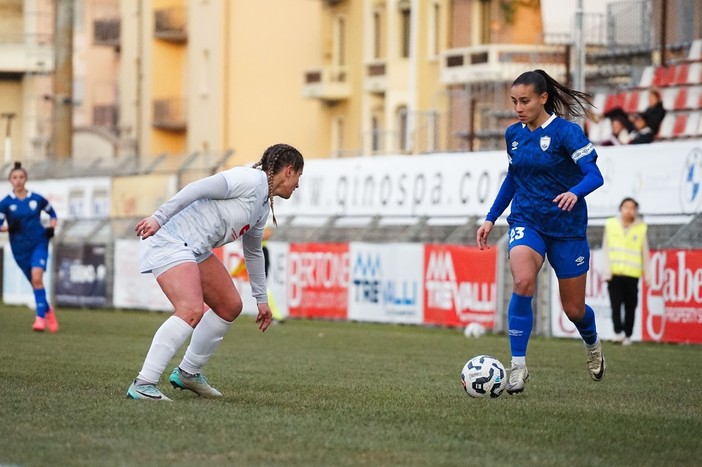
179, 309, 233, 375
511, 356, 527, 368
137, 316, 193, 384
585, 336, 601, 351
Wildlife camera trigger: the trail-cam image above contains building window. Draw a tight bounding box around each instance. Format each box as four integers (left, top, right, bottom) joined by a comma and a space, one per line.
335, 16, 346, 66
397, 106, 408, 152
373, 11, 382, 59
332, 117, 344, 158
400, 5, 411, 58
371, 115, 381, 153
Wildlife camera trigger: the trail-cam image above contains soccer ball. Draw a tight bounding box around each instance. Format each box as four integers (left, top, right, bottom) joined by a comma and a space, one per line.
461, 355, 506, 398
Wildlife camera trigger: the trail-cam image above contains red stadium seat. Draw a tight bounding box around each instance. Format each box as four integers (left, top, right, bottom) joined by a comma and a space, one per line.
672, 114, 688, 138
603, 92, 626, 114
672, 64, 689, 86
624, 91, 639, 113
673, 88, 688, 110
653, 66, 675, 87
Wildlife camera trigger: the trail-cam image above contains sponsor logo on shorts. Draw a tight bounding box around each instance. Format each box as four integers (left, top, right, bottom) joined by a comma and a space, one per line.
575, 256, 585, 266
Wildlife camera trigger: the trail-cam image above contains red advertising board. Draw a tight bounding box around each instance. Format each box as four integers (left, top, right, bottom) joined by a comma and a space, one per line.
287, 243, 350, 319
423, 245, 497, 328
643, 249, 702, 344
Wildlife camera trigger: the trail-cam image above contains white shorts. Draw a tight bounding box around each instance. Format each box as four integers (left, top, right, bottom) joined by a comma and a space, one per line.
139, 229, 213, 277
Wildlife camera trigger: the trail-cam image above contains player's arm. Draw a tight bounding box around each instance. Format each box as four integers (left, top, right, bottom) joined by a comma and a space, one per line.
477, 171, 515, 249
242, 226, 272, 332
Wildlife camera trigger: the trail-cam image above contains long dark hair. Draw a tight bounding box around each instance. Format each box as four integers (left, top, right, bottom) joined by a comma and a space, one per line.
253, 143, 304, 226
512, 69, 594, 120
9, 161, 27, 179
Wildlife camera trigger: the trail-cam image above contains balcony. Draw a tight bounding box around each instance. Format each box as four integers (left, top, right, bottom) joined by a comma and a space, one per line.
154, 7, 187, 43
364, 59, 387, 94
153, 98, 186, 131
302, 65, 350, 101
441, 44, 567, 85
93, 18, 120, 47
0, 33, 53, 73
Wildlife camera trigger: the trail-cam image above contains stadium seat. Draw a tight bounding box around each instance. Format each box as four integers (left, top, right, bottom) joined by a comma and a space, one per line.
653, 66, 675, 87
638, 66, 655, 88
672, 114, 688, 138
636, 90, 649, 113
657, 113, 676, 139
688, 39, 702, 61
684, 111, 701, 138
687, 62, 702, 85
686, 86, 702, 110
588, 118, 611, 144
672, 63, 689, 86
592, 92, 607, 115
661, 87, 679, 110
624, 91, 640, 113
673, 88, 688, 110
604, 92, 626, 114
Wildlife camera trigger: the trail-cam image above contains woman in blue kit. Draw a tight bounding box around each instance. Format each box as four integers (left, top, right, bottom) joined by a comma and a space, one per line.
476, 70, 605, 394
0, 162, 59, 332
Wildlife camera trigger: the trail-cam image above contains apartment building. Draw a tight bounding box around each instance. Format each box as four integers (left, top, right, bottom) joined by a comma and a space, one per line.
302, 0, 560, 156
119, 0, 324, 167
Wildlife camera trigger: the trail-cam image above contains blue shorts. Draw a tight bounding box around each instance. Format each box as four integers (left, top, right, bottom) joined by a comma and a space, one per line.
507, 224, 590, 279
13, 243, 49, 282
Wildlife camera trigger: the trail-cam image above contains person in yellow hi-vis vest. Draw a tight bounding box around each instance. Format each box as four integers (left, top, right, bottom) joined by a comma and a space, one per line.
602, 197, 650, 346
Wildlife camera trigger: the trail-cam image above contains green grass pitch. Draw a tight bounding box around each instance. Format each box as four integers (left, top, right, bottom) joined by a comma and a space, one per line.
1, 305, 700, 466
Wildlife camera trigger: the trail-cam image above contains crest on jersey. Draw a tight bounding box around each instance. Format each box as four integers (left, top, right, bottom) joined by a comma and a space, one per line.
540, 136, 551, 151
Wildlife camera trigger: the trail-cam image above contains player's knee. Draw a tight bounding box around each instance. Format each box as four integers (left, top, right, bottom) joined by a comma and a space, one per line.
564, 304, 585, 322
512, 276, 536, 296
218, 298, 243, 321
175, 304, 207, 327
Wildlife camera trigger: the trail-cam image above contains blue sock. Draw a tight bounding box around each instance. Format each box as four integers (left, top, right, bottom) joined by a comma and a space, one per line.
508, 293, 533, 357
34, 288, 48, 318
573, 304, 598, 346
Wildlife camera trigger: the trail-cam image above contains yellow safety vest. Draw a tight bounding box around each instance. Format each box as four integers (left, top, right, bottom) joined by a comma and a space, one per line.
605, 217, 647, 278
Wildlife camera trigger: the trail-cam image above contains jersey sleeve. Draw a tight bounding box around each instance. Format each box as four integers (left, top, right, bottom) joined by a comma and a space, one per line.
563, 121, 598, 166
152, 173, 229, 226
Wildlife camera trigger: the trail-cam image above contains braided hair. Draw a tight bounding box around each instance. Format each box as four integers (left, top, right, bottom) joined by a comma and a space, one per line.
252, 143, 304, 226
512, 69, 595, 120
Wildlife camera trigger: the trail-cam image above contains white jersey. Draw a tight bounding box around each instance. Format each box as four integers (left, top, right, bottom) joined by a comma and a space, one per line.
144, 166, 270, 303
160, 167, 269, 254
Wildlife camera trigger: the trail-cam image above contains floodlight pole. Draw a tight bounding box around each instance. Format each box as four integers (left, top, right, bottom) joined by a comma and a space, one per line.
573, 0, 585, 93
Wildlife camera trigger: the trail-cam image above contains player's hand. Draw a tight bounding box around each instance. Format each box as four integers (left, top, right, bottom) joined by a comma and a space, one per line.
476, 221, 493, 250
135, 216, 161, 239
553, 191, 578, 211
256, 304, 273, 332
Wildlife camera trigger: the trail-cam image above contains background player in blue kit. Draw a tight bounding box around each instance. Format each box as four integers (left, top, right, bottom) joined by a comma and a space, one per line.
0, 162, 59, 332
476, 70, 605, 394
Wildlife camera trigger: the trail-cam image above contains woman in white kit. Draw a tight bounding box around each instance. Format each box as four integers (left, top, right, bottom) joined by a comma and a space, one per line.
127, 143, 304, 401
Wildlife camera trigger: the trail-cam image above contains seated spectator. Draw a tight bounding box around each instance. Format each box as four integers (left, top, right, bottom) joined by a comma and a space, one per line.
629, 113, 655, 144
640, 88, 666, 136
600, 108, 634, 145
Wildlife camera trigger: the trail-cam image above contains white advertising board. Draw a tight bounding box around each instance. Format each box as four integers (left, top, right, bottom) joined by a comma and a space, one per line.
550, 249, 642, 342
112, 239, 171, 311
347, 242, 424, 324
0, 177, 111, 219
275, 141, 702, 219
